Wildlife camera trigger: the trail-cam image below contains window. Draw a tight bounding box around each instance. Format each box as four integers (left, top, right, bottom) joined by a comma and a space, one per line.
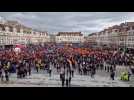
128, 37, 131, 41
9, 27, 13, 32
0, 27, 2, 31
120, 37, 124, 41
2, 26, 5, 31
115, 30, 118, 32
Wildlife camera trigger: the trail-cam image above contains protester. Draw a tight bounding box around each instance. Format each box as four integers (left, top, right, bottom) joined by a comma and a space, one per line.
0, 65, 3, 81
4, 63, 9, 82
0, 43, 133, 86
110, 68, 115, 80
49, 62, 52, 77
60, 67, 65, 87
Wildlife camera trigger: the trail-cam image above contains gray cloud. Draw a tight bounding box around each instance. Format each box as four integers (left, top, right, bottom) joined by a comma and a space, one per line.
0, 12, 134, 35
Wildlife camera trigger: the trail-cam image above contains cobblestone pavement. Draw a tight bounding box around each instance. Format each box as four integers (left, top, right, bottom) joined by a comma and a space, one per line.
0, 67, 133, 87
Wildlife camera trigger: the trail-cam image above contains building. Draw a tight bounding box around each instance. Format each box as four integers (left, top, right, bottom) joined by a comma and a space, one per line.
49, 34, 56, 43
87, 22, 134, 49
31, 30, 50, 44
0, 19, 50, 46
125, 22, 134, 48
55, 32, 84, 43
85, 33, 97, 45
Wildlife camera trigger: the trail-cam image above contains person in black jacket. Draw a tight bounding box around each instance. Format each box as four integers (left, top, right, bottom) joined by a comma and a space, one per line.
91, 65, 96, 78
49, 62, 52, 77
110, 67, 115, 80
17, 64, 20, 78
128, 70, 131, 81
24, 62, 28, 77
17, 62, 23, 78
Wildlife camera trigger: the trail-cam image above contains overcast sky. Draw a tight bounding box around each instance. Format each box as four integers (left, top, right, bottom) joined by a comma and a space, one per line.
0, 12, 134, 35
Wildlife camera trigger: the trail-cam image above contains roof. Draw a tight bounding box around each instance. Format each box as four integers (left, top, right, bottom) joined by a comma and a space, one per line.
88, 33, 96, 36
126, 22, 134, 26
112, 25, 122, 29
0, 20, 48, 33
93, 22, 134, 36
5, 20, 19, 25
0, 23, 6, 27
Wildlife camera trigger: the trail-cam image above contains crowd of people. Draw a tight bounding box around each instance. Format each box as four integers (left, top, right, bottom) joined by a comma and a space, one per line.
0, 43, 134, 86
